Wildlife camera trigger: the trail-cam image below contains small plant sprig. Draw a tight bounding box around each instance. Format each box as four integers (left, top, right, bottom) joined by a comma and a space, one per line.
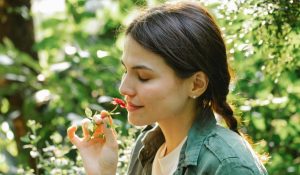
84, 98, 126, 141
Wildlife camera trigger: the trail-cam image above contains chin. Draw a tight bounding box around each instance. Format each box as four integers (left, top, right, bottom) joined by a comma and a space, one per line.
127, 115, 152, 126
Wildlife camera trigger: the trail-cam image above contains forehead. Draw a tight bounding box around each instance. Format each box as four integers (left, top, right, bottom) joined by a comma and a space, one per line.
122, 35, 166, 68
122, 35, 186, 83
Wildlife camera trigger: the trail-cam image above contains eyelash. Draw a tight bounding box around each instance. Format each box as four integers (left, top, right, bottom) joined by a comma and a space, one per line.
122, 68, 149, 82
138, 76, 149, 82
122, 67, 149, 82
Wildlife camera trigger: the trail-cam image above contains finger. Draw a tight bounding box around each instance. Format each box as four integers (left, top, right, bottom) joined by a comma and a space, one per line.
93, 123, 104, 138
81, 118, 91, 139
102, 117, 118, 146
108, 116, 117, 136
67, 125, 81, 145
100, 110, 110, 119
92, 113, 113, 137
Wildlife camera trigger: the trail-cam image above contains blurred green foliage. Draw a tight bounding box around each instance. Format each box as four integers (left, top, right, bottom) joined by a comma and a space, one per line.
0, 0, 299, 174
213, 1, 300, 174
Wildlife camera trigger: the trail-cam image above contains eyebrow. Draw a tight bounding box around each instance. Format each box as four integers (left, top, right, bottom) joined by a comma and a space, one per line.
121, 60, 154, 71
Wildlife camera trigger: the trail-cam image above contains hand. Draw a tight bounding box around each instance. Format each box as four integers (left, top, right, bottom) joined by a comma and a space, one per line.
67, 115, 118, 175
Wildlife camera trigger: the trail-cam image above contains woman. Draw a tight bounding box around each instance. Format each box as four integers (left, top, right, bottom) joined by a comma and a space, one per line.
67, 1, 268, 175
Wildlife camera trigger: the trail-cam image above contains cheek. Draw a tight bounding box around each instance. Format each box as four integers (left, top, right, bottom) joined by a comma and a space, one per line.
140, 82, 185, 111
140, 84, 170, 102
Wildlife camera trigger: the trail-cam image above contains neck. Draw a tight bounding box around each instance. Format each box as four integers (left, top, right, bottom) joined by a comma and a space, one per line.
158, 103, 197, 155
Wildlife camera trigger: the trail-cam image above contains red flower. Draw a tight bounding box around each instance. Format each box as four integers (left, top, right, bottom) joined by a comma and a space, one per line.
112, 98, 126, 108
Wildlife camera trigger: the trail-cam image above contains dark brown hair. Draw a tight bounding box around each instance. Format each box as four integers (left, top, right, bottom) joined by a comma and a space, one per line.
126, 2, 239, 134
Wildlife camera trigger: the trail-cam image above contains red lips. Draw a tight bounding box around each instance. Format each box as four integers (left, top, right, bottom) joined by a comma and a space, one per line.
126, 102, 144, 112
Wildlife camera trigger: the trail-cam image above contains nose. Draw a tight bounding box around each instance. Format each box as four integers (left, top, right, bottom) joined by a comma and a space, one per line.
119, 74, 135, 97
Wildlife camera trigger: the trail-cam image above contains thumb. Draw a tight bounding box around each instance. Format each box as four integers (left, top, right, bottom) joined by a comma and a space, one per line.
103, 117, 118, 147
67, 125, 80, 146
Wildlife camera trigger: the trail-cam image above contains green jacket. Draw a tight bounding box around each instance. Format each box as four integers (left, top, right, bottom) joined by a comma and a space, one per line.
127, 108, 268, 175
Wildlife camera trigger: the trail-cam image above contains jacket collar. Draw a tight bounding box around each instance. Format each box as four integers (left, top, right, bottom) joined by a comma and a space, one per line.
139, 107, 217, 167
180, 107, 217, 166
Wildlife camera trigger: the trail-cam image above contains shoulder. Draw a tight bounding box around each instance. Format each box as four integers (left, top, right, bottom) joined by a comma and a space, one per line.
204, 126, 250, 161
194, 126, 267, 175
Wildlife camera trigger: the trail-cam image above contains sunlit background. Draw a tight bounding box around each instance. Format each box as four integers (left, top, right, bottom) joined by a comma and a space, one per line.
0, 0, 299, 174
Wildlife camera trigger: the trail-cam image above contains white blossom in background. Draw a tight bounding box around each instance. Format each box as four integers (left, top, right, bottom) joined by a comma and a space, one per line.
0, 55, 13, 65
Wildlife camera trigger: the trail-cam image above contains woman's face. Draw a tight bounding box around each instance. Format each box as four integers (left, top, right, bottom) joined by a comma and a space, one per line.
119, 35, 193, 126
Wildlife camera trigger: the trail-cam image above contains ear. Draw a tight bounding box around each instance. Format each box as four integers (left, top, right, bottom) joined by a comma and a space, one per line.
189, 71, 208, 98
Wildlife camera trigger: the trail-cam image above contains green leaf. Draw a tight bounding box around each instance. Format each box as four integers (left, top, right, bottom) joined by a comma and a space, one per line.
20, 135, 30, 143
85, 107, 93, 118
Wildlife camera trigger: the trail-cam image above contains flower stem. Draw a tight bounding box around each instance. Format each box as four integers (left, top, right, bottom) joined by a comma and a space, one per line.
110, 105, 118, 114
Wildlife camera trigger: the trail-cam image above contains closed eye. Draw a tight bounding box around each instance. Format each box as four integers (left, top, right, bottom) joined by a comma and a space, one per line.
138, 76, 149, 82
121, 60, 152, 82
